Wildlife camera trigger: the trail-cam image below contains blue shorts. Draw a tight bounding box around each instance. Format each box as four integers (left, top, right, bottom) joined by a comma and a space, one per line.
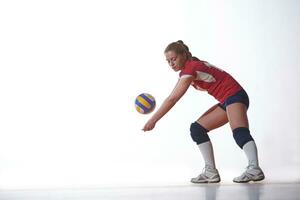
218, 89, 249, 111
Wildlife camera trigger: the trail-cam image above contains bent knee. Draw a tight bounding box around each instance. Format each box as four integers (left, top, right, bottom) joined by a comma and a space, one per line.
232, 127, 254, 149
190, 122, 210, 145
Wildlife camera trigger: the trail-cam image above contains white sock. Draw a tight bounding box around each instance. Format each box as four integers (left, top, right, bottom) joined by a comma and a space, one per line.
243, 140, 259, 167
198, 141, 216, 169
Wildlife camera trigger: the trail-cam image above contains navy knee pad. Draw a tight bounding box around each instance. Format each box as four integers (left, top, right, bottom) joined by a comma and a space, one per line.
232, 127, 254, 149
190, 122, 210, 145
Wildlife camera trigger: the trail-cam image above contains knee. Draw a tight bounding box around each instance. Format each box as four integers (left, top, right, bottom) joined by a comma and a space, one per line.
190, 122, 210, 145
232, 127, 254, 149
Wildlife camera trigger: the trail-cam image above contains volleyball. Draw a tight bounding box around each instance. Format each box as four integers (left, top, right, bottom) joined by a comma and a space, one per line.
135, 93, 156, 114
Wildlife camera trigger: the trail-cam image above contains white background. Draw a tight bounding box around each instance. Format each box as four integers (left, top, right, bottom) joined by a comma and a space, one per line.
0, 0, 299, 189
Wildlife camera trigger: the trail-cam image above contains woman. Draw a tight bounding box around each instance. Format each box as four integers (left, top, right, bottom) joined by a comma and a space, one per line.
142, 40, 265, 183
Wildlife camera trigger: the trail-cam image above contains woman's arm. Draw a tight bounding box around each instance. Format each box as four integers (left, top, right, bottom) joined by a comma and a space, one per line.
142, 76, 194, 131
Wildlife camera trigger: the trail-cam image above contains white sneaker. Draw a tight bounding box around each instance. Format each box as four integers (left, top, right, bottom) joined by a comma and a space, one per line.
191, 166, 221, 183
233, 165, 265, 183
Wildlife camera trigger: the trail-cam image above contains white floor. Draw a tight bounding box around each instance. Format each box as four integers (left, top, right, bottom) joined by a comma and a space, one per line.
0, 183, 299, 200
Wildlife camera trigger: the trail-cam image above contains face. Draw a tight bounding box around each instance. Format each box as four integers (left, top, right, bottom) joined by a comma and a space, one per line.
165, 51, 187, 72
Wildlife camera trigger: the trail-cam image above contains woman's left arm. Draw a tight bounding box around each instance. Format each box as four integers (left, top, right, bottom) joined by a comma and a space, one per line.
142, 76, 194, 131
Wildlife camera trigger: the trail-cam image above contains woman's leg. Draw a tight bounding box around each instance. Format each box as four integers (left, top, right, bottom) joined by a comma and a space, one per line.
225, 103, 249, 129
196, 103, 228, 131
226, 103, 256, 165
190, 104, 228, 183
226, 103, 265, 182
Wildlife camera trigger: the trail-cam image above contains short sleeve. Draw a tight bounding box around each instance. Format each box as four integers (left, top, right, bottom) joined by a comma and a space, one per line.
179, 61, 197, 79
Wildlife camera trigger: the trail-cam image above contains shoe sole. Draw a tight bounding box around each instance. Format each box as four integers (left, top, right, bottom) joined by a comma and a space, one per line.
191, 178, 221, 184
233, 175, 265, 183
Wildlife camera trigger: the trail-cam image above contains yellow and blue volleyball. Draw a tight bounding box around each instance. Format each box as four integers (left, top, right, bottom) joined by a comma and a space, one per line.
135, 93, 156, 114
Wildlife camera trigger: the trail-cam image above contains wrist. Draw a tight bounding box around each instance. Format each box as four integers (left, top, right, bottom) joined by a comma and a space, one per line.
149, 117, 158, 123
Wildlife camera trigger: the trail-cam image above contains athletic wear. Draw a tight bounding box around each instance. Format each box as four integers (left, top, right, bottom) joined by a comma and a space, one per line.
232, 127, 254, 149
180, 60, 242, 104
191, 165, 221, 183
218, 89, 249, 111
243, 141, 259, 167
198, 141, 216, 169
233, 165, 265, 183
190, 122, 210, 145
180, 59, 264, 183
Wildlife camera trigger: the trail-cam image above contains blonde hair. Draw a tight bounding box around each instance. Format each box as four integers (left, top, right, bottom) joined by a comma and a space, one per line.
164, 40, 192, 60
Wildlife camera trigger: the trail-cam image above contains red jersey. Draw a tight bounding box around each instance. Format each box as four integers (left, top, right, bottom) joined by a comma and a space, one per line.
179, 59, 242, 103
